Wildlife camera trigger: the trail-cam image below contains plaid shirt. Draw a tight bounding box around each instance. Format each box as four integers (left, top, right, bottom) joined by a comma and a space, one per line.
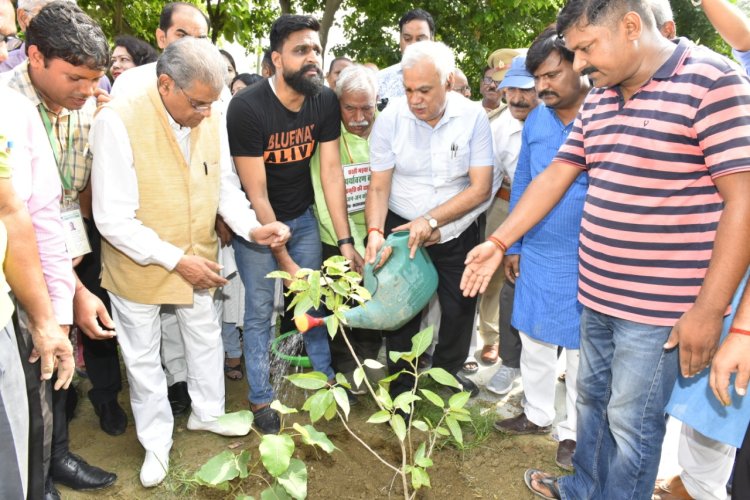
0, 61, 95, 203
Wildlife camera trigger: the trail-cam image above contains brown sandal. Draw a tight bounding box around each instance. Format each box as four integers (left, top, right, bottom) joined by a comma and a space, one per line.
224, 359, 243, 381
480, 344, 499, 364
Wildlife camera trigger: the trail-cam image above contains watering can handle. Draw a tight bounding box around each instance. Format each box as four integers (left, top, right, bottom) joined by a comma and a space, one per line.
363, 242, 391, 290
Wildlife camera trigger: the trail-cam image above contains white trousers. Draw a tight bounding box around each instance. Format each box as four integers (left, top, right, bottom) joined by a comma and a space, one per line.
520, 331, 579, 441
109, 291, 224, 455
160, 308, 186, 385
679, 424, 735, 500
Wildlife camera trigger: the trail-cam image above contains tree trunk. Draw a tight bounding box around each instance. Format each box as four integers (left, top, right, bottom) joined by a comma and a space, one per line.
279, 0, 292, 14
319, 0, 344, 60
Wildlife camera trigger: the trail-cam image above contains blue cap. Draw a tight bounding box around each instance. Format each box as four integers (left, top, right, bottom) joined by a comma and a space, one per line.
498, 56, 534, 90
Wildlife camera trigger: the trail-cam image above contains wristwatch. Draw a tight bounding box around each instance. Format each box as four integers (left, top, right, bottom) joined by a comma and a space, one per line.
422, 214, 438, 229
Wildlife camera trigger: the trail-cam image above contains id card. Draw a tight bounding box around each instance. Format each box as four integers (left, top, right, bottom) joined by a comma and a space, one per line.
61, 206, 91, 258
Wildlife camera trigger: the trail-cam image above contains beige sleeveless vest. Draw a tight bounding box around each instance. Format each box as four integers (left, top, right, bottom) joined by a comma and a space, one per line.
100, 83, 220, 305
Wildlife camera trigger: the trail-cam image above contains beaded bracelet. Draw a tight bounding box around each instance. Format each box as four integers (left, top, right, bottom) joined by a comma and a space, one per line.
729, 326, 750, 336
487, 236, 508, 253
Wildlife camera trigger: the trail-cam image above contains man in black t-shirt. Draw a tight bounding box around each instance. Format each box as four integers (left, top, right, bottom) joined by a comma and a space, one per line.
227, 14, 359, 435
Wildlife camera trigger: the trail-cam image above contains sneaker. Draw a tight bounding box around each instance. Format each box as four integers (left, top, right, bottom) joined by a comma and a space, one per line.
251, 405, 280, 434
486, 365, 520, 395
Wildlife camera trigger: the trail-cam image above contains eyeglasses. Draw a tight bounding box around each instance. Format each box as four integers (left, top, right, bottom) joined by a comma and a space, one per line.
453, 86, 469, 93
176, 84, 213, 112
481, 77, 501, 86
1, 35, 22, 52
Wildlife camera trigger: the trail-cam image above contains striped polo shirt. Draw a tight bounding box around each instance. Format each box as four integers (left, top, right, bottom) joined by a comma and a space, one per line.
555, 38, 750, 326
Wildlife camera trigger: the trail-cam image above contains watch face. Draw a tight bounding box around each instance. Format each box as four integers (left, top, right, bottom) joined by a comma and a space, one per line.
429, 218, 438, 229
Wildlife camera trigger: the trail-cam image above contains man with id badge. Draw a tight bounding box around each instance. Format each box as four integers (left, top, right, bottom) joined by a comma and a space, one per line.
0, 2, 117, 498
310, 64, 383, 396
365, 41, 500, 399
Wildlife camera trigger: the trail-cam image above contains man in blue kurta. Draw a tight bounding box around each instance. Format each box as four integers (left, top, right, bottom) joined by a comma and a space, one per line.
492, 28, 591, 471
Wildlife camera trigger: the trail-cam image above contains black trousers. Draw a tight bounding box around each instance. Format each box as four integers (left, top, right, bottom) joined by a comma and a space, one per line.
384, 211, 479, 396
78, 218, 121, 406
321, 243, 383, 374
733, 421, 750, 498
498, 280, 521, 368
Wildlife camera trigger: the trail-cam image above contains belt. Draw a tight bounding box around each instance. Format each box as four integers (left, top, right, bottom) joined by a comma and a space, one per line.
497, 186, 511, 201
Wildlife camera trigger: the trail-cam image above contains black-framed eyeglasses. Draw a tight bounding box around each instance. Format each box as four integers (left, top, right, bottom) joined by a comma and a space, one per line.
176, 84, 212, 112
1, 35, 23, 52
481, 76, 501, 86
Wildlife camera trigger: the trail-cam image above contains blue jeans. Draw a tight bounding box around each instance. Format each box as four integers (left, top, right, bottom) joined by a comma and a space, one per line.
233, 208, 334, 405
558, 307, 678, 500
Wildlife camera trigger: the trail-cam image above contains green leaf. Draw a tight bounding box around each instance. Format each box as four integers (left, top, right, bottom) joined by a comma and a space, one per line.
266, 270, 291, 280
390, 413, 407, 441
216, 410, 253, 436
425, 367, 461, 389
412, 419, 429, 432
236, 496, 255, 500
277, 458, 308, 500
293, 423, 336, 453
378, 370, 404, 386
259, 434, 295, 477
335, 372, 351, 389
450, 412, 473, 422
376, 386, 393, 410
270, 400, 298, 415
291, 295, 314, 318
410, 466, 431, 490
410, 326, 434, 358
366, 409, 391, 424
414, 442, 433, 468
194, 450, 239, 487
353, 366, 365, 390
363, 359, 384, 369
332, 386, 350, 420
393, 392, 421, 413
326, 316, 338, 338
286, 372, 329, 390
445, 415, 463, 445
389, 350, 404, 364
448, 391, 471, 410
287, 280, 310, 292
309, 270, 321, 309
435, 426, 450, 436
307, 389, 334, 423
419, 389, 445, 408
236, 449, 251, 479
260, 484, 292, 500
324, 395, 338, 420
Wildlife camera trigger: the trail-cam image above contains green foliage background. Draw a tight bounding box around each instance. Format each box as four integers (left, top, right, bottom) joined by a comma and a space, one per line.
78, 0, 744, 93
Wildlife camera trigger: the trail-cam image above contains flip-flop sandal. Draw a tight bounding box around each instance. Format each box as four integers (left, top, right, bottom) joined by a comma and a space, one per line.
462, 361, 479, 374
224, 362, 243, 380
524, 469, 561, 500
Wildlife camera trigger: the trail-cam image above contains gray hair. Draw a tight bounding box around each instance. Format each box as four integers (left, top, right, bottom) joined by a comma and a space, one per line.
156, 37, 225, 94
335, 64, 377, 101
401, 40, 455, 85
18, 0, 74, 13
649, 0, 674, 28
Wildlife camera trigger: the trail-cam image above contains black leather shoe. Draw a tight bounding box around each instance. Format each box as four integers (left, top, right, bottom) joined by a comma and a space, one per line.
167, 381, 191, 416
252, 405, 280, 434
453, 372, 480, 398
44, 476, 61, 500
50, 451, 117, 491
94, 399, 127, 436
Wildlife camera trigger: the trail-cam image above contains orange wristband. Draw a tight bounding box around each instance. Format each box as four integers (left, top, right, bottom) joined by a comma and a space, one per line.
487, 236, 508, 252
368, 227, 384, 236
729, 326, 750, 336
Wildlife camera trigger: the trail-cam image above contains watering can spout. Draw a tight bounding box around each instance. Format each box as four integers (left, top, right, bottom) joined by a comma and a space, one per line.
294, 313, 324, 333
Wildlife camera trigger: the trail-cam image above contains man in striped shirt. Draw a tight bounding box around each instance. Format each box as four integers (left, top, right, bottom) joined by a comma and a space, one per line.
460, 0, 750, 497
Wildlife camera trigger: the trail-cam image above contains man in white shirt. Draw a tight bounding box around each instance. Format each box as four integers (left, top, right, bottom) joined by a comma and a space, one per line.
90, 38, 290, 488
376, 8, 434, 108
366, 40, 499, 399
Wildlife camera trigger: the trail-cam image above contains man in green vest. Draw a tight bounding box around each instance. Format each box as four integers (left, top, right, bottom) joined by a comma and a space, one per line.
90, 37, 290, 488
310, 64, 382, 394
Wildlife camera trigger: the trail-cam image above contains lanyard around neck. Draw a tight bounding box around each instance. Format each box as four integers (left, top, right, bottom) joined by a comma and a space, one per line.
38, 105, 74, 191
341, 132, 355, 164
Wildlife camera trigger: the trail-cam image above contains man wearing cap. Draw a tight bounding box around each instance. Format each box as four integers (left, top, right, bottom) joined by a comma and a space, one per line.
465, 54, 539, 379
468, 47, 525, 375
491, 29, 591, 472
377, 8, 434, 108
365, 40, 499, 399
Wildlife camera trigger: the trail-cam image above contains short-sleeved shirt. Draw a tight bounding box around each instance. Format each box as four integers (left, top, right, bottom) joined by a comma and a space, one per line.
0, 134, 14, 326
369, 92, 496, 243
377, 63, 405, 103
733, 49, 750, 75
226, 79, 341, 222
555, 38, 750, 326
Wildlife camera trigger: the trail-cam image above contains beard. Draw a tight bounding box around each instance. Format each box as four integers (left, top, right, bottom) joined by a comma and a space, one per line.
283, 64, 324, 97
